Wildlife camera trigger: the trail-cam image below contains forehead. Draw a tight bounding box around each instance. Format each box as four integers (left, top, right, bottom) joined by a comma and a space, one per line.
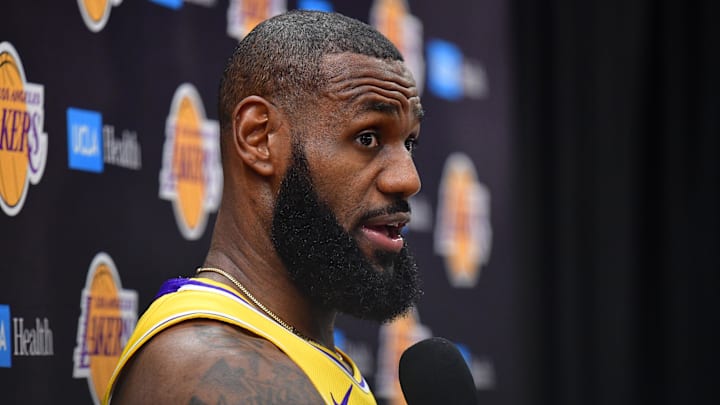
319, 53, 423, 120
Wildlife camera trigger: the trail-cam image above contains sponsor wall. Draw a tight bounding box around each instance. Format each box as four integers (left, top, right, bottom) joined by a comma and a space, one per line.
0, 0, 519, 403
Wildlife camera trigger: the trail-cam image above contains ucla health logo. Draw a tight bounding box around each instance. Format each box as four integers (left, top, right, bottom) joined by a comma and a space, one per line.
454, 342, 495, 390
159, 83, 222, 240
67, 108, 103, 172
150, 0, 184, 8
227, 0, 286, 41
149, 0, 218, 9
77, 0, 123, 32
427, 38, 489, 101
297, 0, 333, 11
67, 107, 142, 173
0, 304, 56, 369
434, 153, 492, 287
370, 0, 425, 95
0, 305, 10, 367
0, 42, 48, 217
73, 252, 138, 405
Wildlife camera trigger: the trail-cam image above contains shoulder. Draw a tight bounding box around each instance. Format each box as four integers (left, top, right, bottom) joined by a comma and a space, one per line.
111, 319, 324, 405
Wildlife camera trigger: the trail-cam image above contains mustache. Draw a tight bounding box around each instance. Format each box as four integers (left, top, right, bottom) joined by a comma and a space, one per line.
357, 200, 412, 224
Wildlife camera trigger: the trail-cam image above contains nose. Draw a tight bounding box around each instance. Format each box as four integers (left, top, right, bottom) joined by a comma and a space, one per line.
377, 147, 422, 199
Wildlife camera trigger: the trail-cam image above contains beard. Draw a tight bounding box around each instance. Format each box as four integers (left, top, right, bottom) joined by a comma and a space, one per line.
270, 144, 422, 322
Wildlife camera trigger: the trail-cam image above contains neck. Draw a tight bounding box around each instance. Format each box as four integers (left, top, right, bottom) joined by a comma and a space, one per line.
203, 213, 338, 348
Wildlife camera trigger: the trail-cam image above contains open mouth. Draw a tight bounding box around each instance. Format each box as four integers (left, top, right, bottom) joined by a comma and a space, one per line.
359, 215, 409, 254
364, 223, 404, 240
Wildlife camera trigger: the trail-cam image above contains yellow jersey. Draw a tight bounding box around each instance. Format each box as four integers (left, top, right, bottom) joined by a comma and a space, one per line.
103, 277, 376, 405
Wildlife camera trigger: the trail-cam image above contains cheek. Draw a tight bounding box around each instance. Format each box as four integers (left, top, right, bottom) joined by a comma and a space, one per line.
302, 140, 376, 228
312, 163, 371, 228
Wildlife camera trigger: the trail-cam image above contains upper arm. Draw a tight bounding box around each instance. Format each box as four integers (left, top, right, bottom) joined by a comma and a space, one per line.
111, 319, 324, 405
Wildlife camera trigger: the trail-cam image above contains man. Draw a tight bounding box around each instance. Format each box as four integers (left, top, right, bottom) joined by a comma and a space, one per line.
104, 10, 424, 405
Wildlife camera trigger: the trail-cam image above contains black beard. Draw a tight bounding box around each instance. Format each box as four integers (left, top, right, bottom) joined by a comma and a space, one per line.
270, 144, 422, 322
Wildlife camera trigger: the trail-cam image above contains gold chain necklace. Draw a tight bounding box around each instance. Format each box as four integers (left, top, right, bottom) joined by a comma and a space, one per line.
195, 267, 343, 362
195, 267, 344, 362
196, 267, 300, 334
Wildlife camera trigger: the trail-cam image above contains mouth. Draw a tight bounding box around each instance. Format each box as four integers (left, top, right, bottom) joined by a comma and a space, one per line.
357, 213, 410, 254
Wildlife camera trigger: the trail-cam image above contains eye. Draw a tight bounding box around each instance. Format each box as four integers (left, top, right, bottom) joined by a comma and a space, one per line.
356, 132, 379, 148
405, 136, 419, 153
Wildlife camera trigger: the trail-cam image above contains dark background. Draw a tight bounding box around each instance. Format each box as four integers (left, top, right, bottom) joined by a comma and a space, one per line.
514, 1, 719, 404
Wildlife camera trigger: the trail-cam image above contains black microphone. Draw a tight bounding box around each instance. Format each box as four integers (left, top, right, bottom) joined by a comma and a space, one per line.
398, 337, 478, 405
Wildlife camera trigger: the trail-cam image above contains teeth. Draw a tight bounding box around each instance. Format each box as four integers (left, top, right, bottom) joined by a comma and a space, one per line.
385, 224, 403, 238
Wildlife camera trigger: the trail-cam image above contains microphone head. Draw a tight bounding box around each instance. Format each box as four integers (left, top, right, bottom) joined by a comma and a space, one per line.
399, 337, 478, 405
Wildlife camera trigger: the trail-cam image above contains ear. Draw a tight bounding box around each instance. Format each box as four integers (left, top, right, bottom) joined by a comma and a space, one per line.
231, 96, 285, 176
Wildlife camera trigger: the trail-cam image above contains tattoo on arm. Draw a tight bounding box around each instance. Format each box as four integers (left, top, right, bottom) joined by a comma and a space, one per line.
188, 396, 227, 405
185, 323, 323, 405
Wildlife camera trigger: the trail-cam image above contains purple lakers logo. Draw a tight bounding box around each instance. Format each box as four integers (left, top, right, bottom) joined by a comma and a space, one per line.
0, 42, 48, 217
77, 0, 123, 32
159, 83, 222, 240
227, 0, 286, 41
73, 252, 138, 405
434, 153, 492, 287
370, 0, 425, 94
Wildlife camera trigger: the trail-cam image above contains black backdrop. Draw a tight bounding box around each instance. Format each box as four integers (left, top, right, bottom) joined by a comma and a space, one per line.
514, 1, 720, 404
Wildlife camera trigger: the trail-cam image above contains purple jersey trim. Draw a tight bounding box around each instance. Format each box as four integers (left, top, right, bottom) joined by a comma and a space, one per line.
154, 277, 246, 303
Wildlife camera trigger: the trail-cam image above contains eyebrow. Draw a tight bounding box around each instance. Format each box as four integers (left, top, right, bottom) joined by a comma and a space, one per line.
361, 101, 425, 122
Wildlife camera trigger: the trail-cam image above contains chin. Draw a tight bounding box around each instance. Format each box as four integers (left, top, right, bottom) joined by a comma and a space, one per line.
371, 249, 404, 274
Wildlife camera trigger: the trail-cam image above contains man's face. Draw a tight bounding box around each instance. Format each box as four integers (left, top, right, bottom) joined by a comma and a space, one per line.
270, 53, 424, 322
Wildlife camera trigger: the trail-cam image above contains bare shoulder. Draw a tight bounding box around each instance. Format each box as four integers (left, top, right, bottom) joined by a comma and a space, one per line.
111, 319, 324, 405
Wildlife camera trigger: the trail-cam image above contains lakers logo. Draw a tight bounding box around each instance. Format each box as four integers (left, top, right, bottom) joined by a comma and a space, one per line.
0, 42, 47, 217
370, 0, 425, 94
434, 153, 492, 287
375, 309, 431, 404
73, 252, 137, 405
77, 0, 123, 32
159, 83, 222, 240
227, 0, 286, 41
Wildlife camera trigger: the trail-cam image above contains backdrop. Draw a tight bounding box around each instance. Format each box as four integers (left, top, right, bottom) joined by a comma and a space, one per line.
514, 1, 720, 404
0, 1, 518, 404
